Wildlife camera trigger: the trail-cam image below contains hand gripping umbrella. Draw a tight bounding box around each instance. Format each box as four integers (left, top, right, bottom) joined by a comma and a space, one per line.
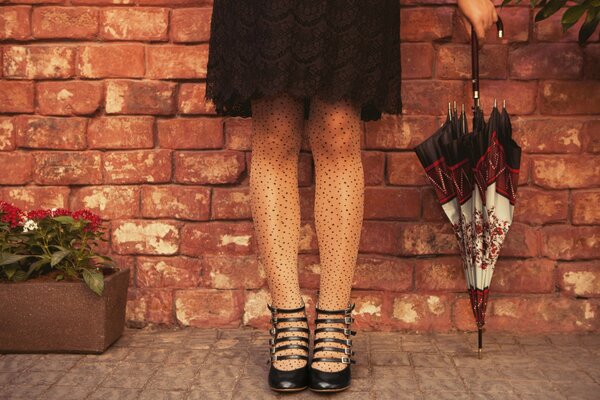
412, 15, 522, 358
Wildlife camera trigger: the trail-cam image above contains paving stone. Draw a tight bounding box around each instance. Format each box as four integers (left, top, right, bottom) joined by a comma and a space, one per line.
0, 328, 597, 400
100, 361, 159, 389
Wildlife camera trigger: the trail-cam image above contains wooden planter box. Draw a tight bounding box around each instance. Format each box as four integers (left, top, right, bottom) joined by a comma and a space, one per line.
0, 267, 130, 354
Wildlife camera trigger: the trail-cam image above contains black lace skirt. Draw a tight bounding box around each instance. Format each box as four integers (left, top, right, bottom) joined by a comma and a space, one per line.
205, 1, 402, 122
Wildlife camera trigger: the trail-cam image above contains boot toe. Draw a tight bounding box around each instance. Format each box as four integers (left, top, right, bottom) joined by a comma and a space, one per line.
308, 364, 351, 391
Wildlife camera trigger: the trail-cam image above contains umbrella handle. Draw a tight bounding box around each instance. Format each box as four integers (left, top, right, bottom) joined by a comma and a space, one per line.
471, 16, 504, 111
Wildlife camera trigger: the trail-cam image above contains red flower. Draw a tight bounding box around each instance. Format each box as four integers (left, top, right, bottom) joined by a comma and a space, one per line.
51, 208, 72, 217
72, 209, 103, 233
26, 209, 52, 220
0, 200, 24, 228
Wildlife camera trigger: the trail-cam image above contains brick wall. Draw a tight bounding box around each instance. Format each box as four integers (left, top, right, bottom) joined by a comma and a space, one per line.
0, 1, 598, 333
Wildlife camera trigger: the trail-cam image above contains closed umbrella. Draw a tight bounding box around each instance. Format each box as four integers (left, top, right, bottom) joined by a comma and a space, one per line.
412, 16, 522, 358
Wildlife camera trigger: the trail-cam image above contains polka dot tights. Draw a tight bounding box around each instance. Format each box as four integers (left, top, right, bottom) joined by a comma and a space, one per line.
249, 92, 364, 373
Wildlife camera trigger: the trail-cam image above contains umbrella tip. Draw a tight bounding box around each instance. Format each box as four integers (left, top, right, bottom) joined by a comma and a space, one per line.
478, 348, 482, 359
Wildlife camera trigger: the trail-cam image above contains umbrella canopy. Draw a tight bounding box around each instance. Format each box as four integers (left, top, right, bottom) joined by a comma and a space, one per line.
412, 16, 522, 357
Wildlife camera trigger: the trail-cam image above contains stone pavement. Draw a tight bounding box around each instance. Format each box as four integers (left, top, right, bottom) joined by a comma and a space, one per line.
1, 327, 599, 400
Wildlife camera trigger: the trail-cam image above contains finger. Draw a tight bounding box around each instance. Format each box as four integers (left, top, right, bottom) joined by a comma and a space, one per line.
475, 23, 485, 48
492, 7, 498, 22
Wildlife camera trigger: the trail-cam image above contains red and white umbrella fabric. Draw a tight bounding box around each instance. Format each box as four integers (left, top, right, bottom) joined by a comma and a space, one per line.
413, 16, 522, 357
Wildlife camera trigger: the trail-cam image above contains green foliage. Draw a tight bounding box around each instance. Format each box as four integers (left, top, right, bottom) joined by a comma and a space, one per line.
501, 0, 599, 44
0, 203, 117, 296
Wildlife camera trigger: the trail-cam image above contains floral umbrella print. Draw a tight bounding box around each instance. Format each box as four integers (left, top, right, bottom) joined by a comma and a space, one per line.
412, 14, 522, 358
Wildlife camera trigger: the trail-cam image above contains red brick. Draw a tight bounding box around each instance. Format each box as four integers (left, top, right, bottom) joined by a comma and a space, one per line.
88, 116, 154, 149
112, 219, 180, 255
493, 258, 556, 293
542, 225, 600, 260
401, 80, 467, 115
365, 115, 438, 149
137, 256, 202, 288
33, 151, 102, 185
37, 81, 102, 115
534, 11, 590, 42
540, 80, 600, 115
105, 80, 176, 115
509, 44, 583, 79
512, 187, 568, 225
401, 43, 434, 78
223, 117, 251, 150
141, 185, 210, 220
1, 186, 69, 209
391, 293, 453, 332
299, 187, 315, 221
499, 222, 539, 258
387, 152, 428, 186
211, 188, 251, 220
437, 44, 507, 79
453, 296, 599, 332
362, 151, 385, 186
138, 0, 211, 5
77, 44, 145, 78
572, 190, 600, 225
531, 155, 600, 188
364, 187, 420, 219
126, 288, 174, 325
463, 80, 538, 115
0, 81, 34, 113
0, 117, 16, 151
180, 221, 254, 256
3, 45, 75, 79
146, 45, 208, 79
174, 289, 243, 327
103, 149, 172, 184
415, 256, 464, 291
353, 256, 413, 292
32, 6, 98, 39
401, 7, 454, 41
157, 118, 223, 149
583, 44, 600, 79
202, 255, 266, 289
174, 151, 245, 184
352, 292, 384, 331
421, 188, 446, 222
14, 115, 86, 149
512, 117, 585, 153
0, 6, 31, 40
557, 261, 600, 297
70, 185, 140, 220
582, 120, 600, 153
178, 83, 216, 115
359, 221, 404, 255
171, 7, 212, 43
100, 7, 168, 41
399, 222, 459, 256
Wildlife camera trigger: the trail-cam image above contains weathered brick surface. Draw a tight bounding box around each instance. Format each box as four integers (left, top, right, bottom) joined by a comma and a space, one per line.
0, 2, 598, 333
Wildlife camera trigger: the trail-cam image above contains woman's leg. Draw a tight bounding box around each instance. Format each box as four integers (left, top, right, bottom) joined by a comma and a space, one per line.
306, 94, 365, 372
249, 92, 306, 371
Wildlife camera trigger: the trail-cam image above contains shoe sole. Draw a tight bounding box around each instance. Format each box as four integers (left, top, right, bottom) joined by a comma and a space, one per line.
308, 385, 350, 393
269, 386, 308, 392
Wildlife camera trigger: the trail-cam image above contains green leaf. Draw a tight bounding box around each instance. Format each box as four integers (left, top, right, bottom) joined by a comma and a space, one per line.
53, 215, 76, 224
562, 3, 588, 29
0, 253, 30, 266
82, 269, 104, 296
12, 270, 28, 281
2, 265, 17, 279
579, 7, 600, 43
50, 250, 71, 267
535, 0, 568, 22
55, 274, 64, 281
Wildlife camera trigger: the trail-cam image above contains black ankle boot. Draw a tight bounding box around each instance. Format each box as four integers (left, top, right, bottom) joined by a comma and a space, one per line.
308, 303, 357, 392
266, 302, 310, 392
